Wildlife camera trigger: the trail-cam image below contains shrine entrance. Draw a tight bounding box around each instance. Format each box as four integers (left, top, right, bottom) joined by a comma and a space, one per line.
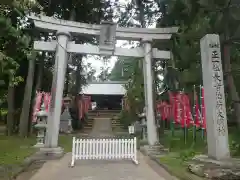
81, 81, 126, 110
28, 14, 178, 150
90, 94, 122, 110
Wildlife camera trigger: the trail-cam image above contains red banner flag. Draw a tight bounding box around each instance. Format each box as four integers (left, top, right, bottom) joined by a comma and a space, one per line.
176, 93, 185, 126
43, 93, 51, 112
169, 92, 182, 124
183, 94, 194, 127
83, 95, 91, 114
194, 93, 201, 127
77, 97, 83, 120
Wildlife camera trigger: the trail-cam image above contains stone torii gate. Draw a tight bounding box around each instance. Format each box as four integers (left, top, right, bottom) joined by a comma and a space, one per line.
28, 15, 178, 153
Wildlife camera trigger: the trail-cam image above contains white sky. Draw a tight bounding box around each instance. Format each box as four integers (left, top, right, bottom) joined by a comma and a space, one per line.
83, 0, 158, 76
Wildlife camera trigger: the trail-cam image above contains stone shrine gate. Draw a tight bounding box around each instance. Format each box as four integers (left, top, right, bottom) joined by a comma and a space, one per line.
28, 14, 178, 152
28, 11, 231, 174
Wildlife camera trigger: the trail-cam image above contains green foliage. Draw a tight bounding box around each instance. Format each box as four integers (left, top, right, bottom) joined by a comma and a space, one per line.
0, 1, 37, 115
119, 110, 137, 129
158, 0, 240, 91
109, 57, 139, 81
179, 149, 196, 161
228, 127, 240, 156
156, 0, 240, 125
229, 140, 240, 156
110, 57, 145, 125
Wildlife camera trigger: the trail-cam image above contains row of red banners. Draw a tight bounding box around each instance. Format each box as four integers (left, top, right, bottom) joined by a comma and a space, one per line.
122, 88, 207, 129
156, 88, 206, 129
32, 92, 91, 122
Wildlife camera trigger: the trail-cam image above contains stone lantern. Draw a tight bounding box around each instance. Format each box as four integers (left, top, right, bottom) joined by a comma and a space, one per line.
34, 103, 48, 148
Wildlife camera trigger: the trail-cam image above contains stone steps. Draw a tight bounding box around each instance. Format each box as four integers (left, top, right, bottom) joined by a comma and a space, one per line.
82, 110, 122, 133
82, 117, 94, 132
111, 118, 124, 129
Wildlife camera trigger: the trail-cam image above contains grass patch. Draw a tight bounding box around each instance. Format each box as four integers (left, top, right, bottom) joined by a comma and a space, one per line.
159, 153, 203, 180
228, 127, 240, 157
0, 135, 36, 166
0, 134, 74, 167
159, 128, 206, 155
0, 136, 36, 179
157, 127, 240, 180
58, 134, 73, 152
0, 134, 73, 179
157, 129, 207, 180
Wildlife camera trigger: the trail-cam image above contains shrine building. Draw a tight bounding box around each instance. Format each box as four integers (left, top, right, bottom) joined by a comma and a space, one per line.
80, 81, 126, 110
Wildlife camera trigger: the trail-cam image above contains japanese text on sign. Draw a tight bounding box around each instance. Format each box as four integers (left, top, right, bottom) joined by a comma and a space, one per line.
209, 42, 226, 135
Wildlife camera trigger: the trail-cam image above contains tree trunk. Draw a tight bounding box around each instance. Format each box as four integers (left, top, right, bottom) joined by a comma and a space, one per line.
64, 65, 70, 96
170, 52, 179, 90
35, 56, 44, 91
19, 54, 36, 137
75, 62, 81, 94
6, 83, 15, 136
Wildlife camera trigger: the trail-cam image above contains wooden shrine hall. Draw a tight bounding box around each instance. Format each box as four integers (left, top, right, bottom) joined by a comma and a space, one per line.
80, 81, 126, 110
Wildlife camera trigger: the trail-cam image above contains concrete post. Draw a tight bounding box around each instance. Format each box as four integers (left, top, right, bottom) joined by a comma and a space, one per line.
200, 34, 230, 160
143, 39, 158, 146
46, 31, 71, 148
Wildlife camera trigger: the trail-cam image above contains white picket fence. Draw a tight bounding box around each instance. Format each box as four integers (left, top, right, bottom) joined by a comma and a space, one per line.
71, 137, 138, 167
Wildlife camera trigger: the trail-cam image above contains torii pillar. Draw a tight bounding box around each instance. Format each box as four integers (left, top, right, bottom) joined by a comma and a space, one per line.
143, 39, 158, 146
43, 31, 70, 154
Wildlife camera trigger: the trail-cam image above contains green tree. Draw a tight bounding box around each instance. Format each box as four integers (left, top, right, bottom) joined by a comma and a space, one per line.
158, 0, 240, 126
109, 57, 138, 81
0, 0, 37, 135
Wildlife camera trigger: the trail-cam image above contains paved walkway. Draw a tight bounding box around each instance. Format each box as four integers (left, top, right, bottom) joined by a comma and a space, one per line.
90, 117, 113, 137
29, 153, 166, 180
28, 118, 170, 180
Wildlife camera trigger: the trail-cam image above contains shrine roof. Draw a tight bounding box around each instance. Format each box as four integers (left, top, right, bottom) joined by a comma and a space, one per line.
80, 81, 126, 95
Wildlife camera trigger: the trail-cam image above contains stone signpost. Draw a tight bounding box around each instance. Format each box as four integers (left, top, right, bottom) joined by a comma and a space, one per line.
28, 14, 178, 153
200, 34, 230, 160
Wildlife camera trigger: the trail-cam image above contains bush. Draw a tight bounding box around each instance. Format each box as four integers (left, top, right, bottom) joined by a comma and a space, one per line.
119, 110, 137, 129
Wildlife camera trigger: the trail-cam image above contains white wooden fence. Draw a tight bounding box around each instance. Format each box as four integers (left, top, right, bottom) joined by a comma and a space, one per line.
71, 137, 138, 167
